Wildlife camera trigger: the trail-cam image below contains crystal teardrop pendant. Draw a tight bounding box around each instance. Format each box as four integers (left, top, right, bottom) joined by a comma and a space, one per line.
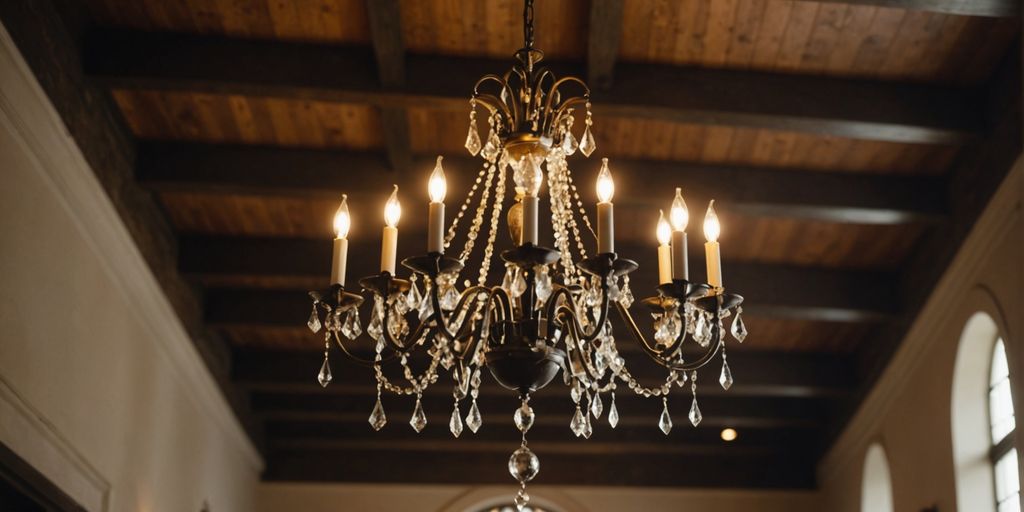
619, 280, 634, 308
466, 399, 482, 433
308, 305, 321, 333
591, 393, 603, 419
410, 397, 427, 433
608, 393, 619, 428
406, 281, 421, 311
465, 122, 482, 155
317, 357, 332, 387
688, 396, 703, 426
658, 398, 673, 435
719, 359, 733, 390
369, 397, 387, 431
570, 406, 586, 437
341, 308, 362, 339
579, 125, 596, 157
514, 401, 535, 433
450, 404, 464, 438
562, 129, 578, 155
731, 310, 748, 342
582, 411, 593, 439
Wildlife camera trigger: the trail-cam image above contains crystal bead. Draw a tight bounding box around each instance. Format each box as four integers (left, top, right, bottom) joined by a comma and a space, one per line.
579, 125, 596, 157
570, 382, 582, 403
341, 308, 362, 339
731, 311, 748, 343
466, 400, 482, 433
369, 397, 387, 431
449, 405, 464, 438
562, 129, 578, 155
410, 398, 427, 433
570, 406, 586, 437
465, 123, 482, 155
470, 368, 482, 389
720, 360, 733, 390
317, 357, 332, 387
608, 394, 619, 428
689, 396, 703, 426
515, 402, 535, 433
515, 488, 530, 511
508, 445, 540, 483
591, 393, 603, 419
658, 399, 672, 435
308, 306, 321, 333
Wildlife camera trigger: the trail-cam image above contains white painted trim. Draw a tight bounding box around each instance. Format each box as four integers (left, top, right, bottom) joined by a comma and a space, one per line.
0, 376, 110, 511
0, 18, 263, 480
819, 158, 1023, 485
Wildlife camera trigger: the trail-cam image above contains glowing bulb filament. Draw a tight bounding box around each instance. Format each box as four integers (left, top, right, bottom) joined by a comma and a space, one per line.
670, 187, 688, 232
703, 200, 720, 242
384, 185, 401, 228
333, 194, 351, 239
596, 158, 614, 203
428, 156, 446, 203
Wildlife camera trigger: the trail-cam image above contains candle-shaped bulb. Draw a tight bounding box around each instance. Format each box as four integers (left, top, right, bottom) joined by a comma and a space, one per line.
670, 187, 688, 232
596, 158, 614, 203
428, 156, 446, 203
384, 185, 401, 228
656, 209, 671, 245
333, 194, 351, 239
703, 200, 720, 242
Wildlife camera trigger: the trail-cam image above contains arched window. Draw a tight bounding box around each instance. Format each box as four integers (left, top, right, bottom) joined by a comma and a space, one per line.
861, 443, 894, 512
990, 338, 1019, 512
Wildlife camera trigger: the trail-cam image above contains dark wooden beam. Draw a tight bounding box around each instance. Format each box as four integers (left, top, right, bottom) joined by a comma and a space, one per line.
587, 0, 624, 89
0, 1, 265, 447
233, 349, 855, 399
83, 30, 984, 145
136, 142, 947, 225
365, 0, 412, 172
187, 237, 899, 323
817, 0, 1019, 17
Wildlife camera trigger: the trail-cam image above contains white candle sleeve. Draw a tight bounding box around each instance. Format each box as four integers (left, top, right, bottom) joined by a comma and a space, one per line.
522, 196, 539, 245
658, 244, 672, 285
428, 202, 445, 254
331, 237, 349, 286
381, 226, 398, 274
597, 202, 614, 254
671, 231, 688, 280
705, 241, 722, 288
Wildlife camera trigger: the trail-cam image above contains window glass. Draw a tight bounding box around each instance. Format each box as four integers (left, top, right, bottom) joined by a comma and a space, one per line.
996, 450, 1020, 512
991, 339, 1016, 443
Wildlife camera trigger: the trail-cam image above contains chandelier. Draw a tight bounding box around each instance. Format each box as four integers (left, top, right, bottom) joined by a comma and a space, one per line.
305, 2, 745, 507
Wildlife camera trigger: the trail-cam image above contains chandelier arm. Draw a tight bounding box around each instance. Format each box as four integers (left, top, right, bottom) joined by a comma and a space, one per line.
378, 303, 427, 356
612, 301, 723, 371
554, 309, 603, 383
543, 77, 590, 129
471, 78, 515, 121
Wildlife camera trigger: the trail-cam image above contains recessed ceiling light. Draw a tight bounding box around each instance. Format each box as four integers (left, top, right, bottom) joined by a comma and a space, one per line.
721, 428, 738, 442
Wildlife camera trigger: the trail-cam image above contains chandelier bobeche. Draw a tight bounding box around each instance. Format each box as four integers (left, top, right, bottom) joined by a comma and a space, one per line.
306, 2, 745, 507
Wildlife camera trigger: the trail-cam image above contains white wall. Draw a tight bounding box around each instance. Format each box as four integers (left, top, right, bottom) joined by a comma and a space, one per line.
818, 159, 1024, 511
0, 23, 261, 512
257, 482, 821, 512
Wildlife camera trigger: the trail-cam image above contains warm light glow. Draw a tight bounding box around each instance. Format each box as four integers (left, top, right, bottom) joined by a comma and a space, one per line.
596, 158, 614, 203
720, 428, 737, 442
524, 155, 544, 196
333, 194, 351, 239
670, 187, 688, 232
703, 200, 720, 242
384, 185, 401, 227
428, 156, 447, 203
656, 209, 671, 246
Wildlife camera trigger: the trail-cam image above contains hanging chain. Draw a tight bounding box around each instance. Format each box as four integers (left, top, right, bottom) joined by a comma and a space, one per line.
522, 0, 535, 49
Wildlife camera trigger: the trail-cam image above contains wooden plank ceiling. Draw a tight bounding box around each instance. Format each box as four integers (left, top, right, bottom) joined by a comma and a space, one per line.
70, 0, 1021, 489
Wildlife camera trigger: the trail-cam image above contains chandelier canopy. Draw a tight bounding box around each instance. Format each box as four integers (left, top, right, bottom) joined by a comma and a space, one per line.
306, 2, 745, 507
